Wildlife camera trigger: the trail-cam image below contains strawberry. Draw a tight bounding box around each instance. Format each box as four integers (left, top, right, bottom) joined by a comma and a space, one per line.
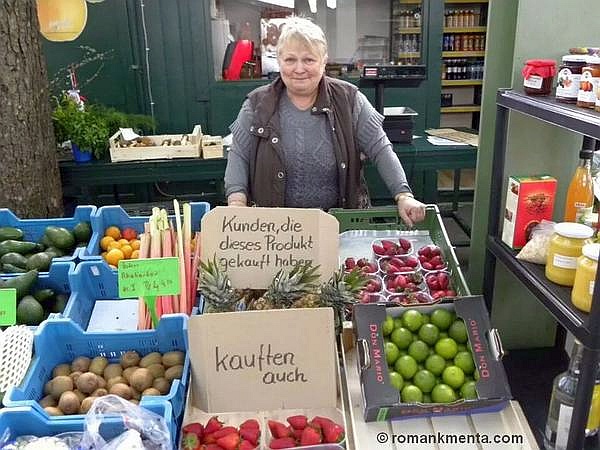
203, 433, 216, 444
287, 414, 308, 430
438, 272, 449, 289
238, 440, 257, 450
405, 256, 419, 267
269, 437, 297, 449
418, 245, 431, 257
216, 432, 241, 450
381, 239, 396, 250
422, 262, 433, 270
344, 257, 356, 270
240, 427, 260, 445
183, 423, 204, 437
239, 419, 260, 430
300, 426, 322, 446
204, 416, 223, 434
322, 421, 345, 444
356, 258, 368, 267
430, 255, 443, 266
205, 445, 221, 450
399, 238, 412, 251
395, 274, 407, 289
212, 426, 238, 439
268, 420, 291, 439
446, 289, 456, 297
311, 416, 335, 428
430, 245, 442, 256
182, 432, 201, 450
398, 266, 413, 273
372, 244, 386, 255
292, 428, 304, 440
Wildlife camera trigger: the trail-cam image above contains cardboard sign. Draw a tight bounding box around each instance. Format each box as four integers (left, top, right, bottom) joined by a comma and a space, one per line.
188, 308, 337, 413
118, 257, 181, 298
200, 207, 339, 289
0, 289, 17, 326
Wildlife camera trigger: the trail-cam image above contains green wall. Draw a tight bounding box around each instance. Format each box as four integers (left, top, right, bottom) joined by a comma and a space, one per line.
469, 0, 598, 348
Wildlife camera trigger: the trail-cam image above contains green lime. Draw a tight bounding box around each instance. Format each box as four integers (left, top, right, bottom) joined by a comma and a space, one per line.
388, 371, 404, 391
401, 385, 423, 403
431, 383, 458, 404
408, 340, 430, 363
423, 393, 432, 403
442, 365, 465, 389
454, 351, 475, 375
394, 318, 404, 329
382, 316, 395, 336
460, 380, 478, 400
391, 327, 413, 350
402, 309, 424, 332
394, 355, 418, 380
474, 370, 480, 381
425, 354, 446, 376
435, 338, 458, 360
413, 369, 436, 393
421, 314, 430, 324
430, 309, 453, 331
448, 320, 469, 344
418, 323, 440, 346
385, 341, 400, 366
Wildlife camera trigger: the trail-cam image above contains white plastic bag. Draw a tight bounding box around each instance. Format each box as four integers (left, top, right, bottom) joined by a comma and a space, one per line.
516, 220, 556, 264
79, 395, 170, 450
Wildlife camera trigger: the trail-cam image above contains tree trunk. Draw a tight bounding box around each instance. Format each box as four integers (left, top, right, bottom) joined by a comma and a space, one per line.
0, 0, 63, 218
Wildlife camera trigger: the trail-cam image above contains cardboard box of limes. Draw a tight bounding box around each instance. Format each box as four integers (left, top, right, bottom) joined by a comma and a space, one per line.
353, 296, 511, 421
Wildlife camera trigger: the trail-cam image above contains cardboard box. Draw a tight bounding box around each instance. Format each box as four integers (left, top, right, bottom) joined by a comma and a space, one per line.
183, 308, 346, 449
201, 135, 224, 159
501, 175, 557, 249
353, 296, 512, 421
109, 125, 202, 162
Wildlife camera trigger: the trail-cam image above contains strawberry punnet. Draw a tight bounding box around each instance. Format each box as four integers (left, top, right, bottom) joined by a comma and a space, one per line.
216, 432, 241, 450
269, 437, 297, 449
286, 414, 308, 430
268, 420, 291, 439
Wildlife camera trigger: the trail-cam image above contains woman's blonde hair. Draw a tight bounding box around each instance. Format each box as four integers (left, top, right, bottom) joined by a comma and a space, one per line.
276, 16, 328, 60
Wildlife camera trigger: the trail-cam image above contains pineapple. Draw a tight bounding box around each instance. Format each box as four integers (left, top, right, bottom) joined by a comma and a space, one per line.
320, 267, 369, 331
199, 258, 241, 313
250, 263, 321, 310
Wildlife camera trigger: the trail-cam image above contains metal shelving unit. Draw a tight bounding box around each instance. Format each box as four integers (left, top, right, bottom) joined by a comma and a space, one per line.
483, 88, 600, 450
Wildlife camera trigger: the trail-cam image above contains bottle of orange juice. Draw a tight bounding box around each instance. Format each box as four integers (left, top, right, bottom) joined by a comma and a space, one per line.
564, 137, 595, 223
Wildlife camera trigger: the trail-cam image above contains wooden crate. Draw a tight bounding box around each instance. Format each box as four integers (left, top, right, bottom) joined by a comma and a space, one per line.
201, 135, 224, 159
109, 125, 202, 162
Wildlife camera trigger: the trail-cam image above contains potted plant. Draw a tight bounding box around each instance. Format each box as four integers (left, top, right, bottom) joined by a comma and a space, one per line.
52, 96, 110, 162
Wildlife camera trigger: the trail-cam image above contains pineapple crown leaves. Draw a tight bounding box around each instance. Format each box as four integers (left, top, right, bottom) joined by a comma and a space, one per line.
320, 266, 369, 310
198, 256, 240, 312
265, 262, 321, 308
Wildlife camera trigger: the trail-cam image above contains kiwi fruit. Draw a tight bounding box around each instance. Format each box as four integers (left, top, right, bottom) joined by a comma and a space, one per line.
89, 356, 109, 376
140, 352, 162, 368
146, 363, 166, 379
107, 376, 127, 391
165, 365, 184, 382
162, 351, 185, 368
71, 356, 91, 373
103, 363, 123, 381
44, 406, 64, 416
130, 388, 141, 401
40, 394, 57, 408
52, 363, 71, 378
80, 396, 98, 414
142, 387, 161, 396
91, 388, 108, 397
96, 375, 107, 389
153, 378, 170, 395
76, 372, 99, 394
72, 389, 86, 403
69, 371, 82, 383
129, 399, 139, 405
58, 391, 80, 415
130, 368, 153, 392
50, 376, 74, 399
43, 380, 53, 396
122, 366, 139, 383
109, 383, 132, 400
120, 351, 141, 369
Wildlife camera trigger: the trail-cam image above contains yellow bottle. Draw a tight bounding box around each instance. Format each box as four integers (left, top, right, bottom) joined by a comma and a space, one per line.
572, 243, 600, 312
564, 141, 594, 223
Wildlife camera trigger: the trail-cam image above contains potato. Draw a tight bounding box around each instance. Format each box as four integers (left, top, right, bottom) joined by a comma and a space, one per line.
109, 383, 132, 400
130, 368, 153, 392
40, 394, 57, 408
140, 352, 162, 368
103, 363, 123, 381
165, 365, 184, 382
153, 377, 170, 395
52, 364, 71, 378
96, 375, 107, 389
72, 389, 86, 403
71, 356, 91, 373
58, 391, 80, 415
122, 367, 139, 383
120, 351, 141, 369
50, 376, 73, 400
89, 356, 109, 376
107, 376, 127, 391
44, 406, 64, 416
69, 371, 82, 384
76, 372, 99, 394
91, 388, 108, 397
146, 363, 165, 379
43, 380, 53, 396
162, 351, 184, 368
80, 396, 98, 414
142, 387, 161, 396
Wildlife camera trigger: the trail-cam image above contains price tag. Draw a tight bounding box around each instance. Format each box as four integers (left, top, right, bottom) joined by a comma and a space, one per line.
118, 257, 181, 298
0, 288, 17, 326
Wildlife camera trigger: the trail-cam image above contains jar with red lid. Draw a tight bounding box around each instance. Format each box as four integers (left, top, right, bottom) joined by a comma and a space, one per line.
522, 59, 556, 95
556, 55, 587, 103
577, 56, 600, 108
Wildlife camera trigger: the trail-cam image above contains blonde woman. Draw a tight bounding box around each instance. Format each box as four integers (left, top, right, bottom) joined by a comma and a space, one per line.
225, 16, 426, 227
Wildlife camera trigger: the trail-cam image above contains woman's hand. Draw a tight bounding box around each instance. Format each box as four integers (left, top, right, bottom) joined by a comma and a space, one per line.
227, 192, 248, 207
395, 193, 426, 227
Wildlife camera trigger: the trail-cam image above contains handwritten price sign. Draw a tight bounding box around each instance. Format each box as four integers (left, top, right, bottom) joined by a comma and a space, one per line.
0, 288, 17, 326
118, 257, 181, 298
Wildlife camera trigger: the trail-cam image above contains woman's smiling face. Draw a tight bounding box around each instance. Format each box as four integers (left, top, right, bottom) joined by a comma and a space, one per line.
278, 40, 326, 98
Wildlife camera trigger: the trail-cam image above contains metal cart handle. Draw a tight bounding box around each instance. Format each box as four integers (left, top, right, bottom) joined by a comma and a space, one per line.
356, 339, 371, 371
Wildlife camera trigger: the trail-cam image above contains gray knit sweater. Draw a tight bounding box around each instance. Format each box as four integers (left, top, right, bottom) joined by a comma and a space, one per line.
224, 89, 411, 209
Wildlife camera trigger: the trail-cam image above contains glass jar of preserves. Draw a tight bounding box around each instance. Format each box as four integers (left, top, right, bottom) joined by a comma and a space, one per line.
576, 56, 600, 108
522, 59, 556, 96
546, 222, 594, 286
572, 243, 600, 312
556, 55, 587, 103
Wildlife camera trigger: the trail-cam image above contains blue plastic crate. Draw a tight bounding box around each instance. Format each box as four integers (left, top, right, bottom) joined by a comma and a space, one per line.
81, 202, 210, 261
4, 314, 190, 421
0, 402, 175, 447
0, 205, 96, 273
